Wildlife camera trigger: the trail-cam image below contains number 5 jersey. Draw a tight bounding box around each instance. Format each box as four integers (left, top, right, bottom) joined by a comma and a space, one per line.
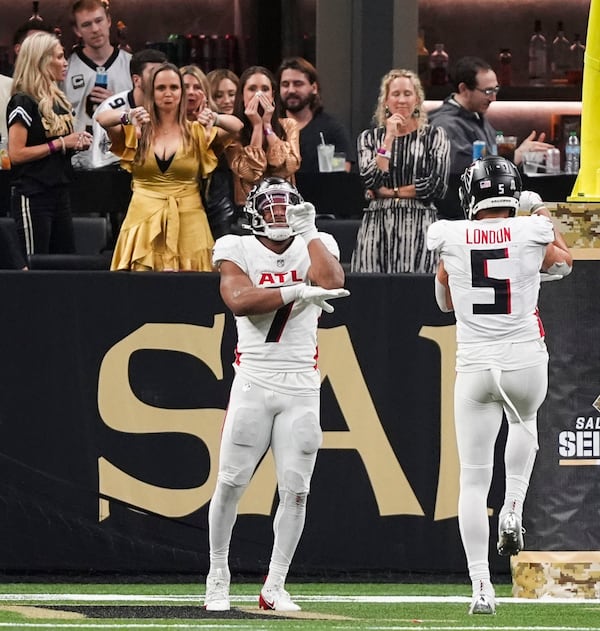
427, 215, 555, 348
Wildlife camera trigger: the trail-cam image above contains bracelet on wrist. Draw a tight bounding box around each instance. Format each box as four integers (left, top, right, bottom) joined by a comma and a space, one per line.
48, 140, 57, 155
377, 148, 391, 159
263, 126, 274, 137
214, 114, 220, 127
393, 186, 399, 198
58, 136, 66, 155
120, 110, 131, 126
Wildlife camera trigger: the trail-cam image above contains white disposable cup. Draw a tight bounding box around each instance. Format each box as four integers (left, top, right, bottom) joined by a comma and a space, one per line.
317, 144, 334, 172
546, 148, 561, 174
523, 152, 543, 175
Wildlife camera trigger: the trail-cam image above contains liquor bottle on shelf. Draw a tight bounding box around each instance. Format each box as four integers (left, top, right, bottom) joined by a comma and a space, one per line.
211, 34, 222, 70
498, 48, 512, 87
417, 28, 429, 87
187, 34, 200, 66
168, 33, 189, 67
564, 130, 580, 174
116, 20, 132, 53
551, 21, 571, 82
28, 0, 43, 24
198, 34, 211, 73
429, 43, 449, 86
302, 32, 315, 66
568, 33, 585, 85
225, 33, 240, 74
528, 19, 547, 86
494, 131, 504, 157
0, 47, 10, 75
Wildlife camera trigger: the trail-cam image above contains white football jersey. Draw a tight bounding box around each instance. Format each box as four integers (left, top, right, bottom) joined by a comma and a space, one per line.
90, 89, 135, 168
64, 47, 132, 169
213, 233, 340, 377
427, 215, 555, 345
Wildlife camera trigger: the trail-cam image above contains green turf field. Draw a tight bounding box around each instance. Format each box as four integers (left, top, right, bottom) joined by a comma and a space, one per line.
0, 582, 599, 630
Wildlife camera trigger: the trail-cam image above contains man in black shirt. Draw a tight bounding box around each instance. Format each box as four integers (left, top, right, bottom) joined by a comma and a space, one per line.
429, 56, 552, 219
277, 57, 355, 174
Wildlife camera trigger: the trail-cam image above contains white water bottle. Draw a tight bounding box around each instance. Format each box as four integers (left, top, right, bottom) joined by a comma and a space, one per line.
564, 130, 580, 174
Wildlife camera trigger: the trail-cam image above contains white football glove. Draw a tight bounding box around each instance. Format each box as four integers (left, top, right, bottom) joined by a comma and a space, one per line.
519, 190, 545, 214
285, 202, 318, 243
280, 284, 350, 313
540, 272, 564, 282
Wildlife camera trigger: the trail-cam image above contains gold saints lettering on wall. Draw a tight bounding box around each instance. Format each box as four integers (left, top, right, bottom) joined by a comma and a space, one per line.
97, 319, 460, 522
97, 319, 227, 521
420, 326, 460, 520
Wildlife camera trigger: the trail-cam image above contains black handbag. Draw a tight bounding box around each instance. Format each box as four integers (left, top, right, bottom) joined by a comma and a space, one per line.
201, 165, 237, 240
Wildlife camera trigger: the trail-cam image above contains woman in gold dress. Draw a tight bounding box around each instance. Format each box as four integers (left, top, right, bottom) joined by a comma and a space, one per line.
97, 62, 217, 271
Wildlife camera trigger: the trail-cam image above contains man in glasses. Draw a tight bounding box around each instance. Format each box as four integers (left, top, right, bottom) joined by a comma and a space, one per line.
429, 56, 552, 219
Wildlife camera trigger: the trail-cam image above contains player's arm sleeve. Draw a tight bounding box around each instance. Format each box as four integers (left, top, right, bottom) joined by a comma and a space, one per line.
530, 214, 556, 244
435, 275, 453, 312
212, 234, 247, 272
434, 259, 453, 312
532, 215, 573, 277
315, 231, 341, 261
426, 220, 444, 251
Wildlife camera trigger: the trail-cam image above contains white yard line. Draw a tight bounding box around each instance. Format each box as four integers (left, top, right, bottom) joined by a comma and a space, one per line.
364, 628, 600, 631
0, 593, 599, 605
0, 624, 600, 631
0, 626, 246, 629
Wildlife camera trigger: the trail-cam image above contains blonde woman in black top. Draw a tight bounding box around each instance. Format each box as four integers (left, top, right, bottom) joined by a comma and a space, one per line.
351, 68, 450, 274
7, 32, 92, 257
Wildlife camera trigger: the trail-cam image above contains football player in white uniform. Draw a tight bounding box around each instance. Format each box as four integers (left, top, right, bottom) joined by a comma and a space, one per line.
204, 177, 349, 612
427, 156, 572, 615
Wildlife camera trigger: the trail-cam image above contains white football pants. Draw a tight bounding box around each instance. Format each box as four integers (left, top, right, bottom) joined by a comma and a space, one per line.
208, 373, 322, 581
454, 363, 548, 582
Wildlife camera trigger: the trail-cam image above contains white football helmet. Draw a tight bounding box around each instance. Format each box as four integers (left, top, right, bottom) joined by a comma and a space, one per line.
459, 155, 522, 220
243, 177, 303, 241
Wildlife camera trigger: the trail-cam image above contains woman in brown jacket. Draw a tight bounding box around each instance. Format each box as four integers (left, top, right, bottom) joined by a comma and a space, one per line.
225, 65, 300, 206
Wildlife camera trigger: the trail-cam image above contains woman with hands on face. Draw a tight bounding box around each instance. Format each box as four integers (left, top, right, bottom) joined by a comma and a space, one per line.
7, 32, 93, 258
96, 62, 220, 271
225, 65, 300, 206
351, 68, 450, 274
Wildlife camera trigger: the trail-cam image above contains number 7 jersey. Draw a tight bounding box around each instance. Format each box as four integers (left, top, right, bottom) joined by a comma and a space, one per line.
427, 215, 555, 344
213, 233, 340, 374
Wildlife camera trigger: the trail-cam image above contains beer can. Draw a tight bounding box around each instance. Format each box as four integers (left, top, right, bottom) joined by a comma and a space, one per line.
472, 140, 486, 160
546, 147, 561, 174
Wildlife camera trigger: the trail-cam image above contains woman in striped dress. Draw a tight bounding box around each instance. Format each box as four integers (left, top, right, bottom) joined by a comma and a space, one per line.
351, 69, 450, 273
